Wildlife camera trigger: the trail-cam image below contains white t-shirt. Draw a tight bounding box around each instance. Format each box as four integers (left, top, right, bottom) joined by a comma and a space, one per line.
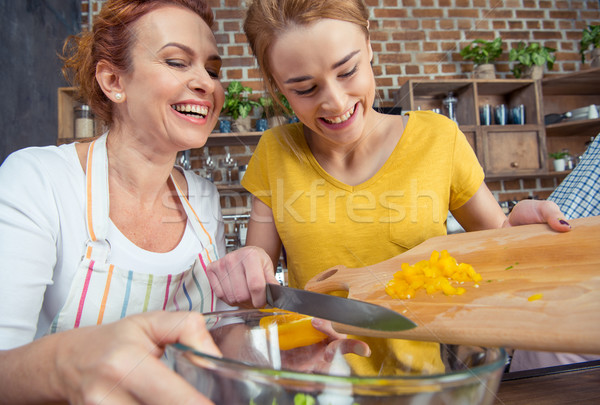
0, 143, 226, 349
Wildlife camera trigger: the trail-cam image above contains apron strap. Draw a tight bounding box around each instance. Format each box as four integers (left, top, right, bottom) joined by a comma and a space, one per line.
85, 135, 110, 242
170, 173, 214, 251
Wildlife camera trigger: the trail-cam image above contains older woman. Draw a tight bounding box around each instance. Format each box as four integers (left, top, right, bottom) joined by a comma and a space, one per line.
0, 0, 246, 403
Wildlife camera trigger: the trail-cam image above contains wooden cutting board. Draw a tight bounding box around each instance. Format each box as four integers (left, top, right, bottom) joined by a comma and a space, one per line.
304, 216, 600, 354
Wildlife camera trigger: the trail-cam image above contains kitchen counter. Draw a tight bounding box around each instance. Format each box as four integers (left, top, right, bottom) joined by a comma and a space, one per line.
494, 360, 600, 404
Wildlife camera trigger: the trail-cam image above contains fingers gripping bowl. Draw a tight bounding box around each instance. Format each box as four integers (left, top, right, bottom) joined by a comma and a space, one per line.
167, 309, 506, 405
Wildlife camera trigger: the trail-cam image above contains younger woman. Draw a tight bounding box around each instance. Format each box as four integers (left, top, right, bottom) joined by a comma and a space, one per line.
209, 0, 569, 305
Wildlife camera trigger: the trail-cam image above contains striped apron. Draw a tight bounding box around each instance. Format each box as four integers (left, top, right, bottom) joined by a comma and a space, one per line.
49, 134, 218, 333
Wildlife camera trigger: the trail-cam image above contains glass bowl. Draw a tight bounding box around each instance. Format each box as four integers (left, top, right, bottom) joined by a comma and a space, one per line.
167, 309, 506, 405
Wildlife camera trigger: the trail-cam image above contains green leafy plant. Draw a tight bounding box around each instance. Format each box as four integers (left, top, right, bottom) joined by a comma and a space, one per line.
580, 25, 600, 63
222, 81, 260, 120
548, 151, 568, 160
278, 93, 293, 116
509, 42, 556, 78
258, 96, 273, 119
258, 93, 294, 118
459, 38, 503, 66
258, 93, 293, 118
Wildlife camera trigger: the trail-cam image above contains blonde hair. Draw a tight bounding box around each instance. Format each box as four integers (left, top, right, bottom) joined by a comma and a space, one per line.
243, 0, 369, 114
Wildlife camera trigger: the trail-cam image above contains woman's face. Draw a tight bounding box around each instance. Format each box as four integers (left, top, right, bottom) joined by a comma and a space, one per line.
116, 5, 224, 151
268, 18, 375, 147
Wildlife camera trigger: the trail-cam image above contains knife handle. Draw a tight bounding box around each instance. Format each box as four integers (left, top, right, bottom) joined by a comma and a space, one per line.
304, 265, 352, 295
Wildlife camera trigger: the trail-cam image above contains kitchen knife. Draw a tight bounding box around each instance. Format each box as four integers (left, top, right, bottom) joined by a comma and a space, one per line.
265, 283, 416, 332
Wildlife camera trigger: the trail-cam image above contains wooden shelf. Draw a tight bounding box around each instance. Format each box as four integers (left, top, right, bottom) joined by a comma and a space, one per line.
547, 170, 573, 176
58, 86, 264, 146
486, 170, 571, 181
58, 132, 263, 147
58, 87, 106, 140
401, 71, 600, 179
542, 68, 600, 96
542, 69, 600, 160
476, 79, 541, 96
545, 118, 600, 138
216, 184, 246, 192
210, 131, 262, 137
395, 79, 546, 177
479, 124, 539, 130
206, 131, 262, 146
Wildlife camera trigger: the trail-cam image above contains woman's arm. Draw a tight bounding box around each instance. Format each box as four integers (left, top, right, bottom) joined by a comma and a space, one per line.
0, 311, 219, 405
451, 182, 571, 232
246, 196, 282, 267
0, 149, 64, 348
451, 183, 508, 231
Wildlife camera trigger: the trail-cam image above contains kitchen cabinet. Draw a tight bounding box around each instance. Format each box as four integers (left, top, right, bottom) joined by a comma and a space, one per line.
57, 87, 106, 142
57, 86, 262, 146
541, 68, 600, 166
394, 79, 546, 179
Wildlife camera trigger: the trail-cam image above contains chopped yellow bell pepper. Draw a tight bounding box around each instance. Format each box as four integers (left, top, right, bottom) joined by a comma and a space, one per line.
385, 250, 481, 299
259, 309, 328, 350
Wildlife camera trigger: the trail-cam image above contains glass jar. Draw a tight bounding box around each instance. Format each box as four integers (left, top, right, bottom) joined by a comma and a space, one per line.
562, 148, 576, 170
74, 104, 95, 138
443, 92, 458, 123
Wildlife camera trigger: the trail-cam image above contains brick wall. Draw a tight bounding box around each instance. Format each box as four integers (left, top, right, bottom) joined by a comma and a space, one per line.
84, 0, 600, 103
81, 0, 596, 233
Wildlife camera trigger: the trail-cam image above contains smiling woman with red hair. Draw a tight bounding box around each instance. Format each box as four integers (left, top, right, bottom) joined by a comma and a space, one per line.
0, 0, 241, 403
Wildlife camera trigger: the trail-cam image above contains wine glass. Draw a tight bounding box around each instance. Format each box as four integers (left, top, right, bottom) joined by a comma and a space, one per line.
203, 154, 215, 182
223, 153, 237, 184
178, 150, 191, 170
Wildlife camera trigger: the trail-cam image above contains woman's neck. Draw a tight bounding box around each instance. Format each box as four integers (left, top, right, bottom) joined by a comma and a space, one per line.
303, 111, 405, 185
105, 129, 178, 204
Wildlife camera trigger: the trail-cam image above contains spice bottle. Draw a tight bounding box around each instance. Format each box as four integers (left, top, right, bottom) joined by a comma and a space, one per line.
562, 148, 575, 170
74, 104, 95, 138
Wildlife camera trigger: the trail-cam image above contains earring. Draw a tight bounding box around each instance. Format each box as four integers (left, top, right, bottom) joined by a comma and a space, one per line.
115, 93, 123, 101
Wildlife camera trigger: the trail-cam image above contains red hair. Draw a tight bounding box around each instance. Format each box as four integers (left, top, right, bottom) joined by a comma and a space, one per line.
61, 0, 214, 125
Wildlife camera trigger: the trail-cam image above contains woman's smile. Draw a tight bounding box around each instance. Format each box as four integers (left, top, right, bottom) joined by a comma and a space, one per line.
170, 101, 212, 125
319, 102, 358, 129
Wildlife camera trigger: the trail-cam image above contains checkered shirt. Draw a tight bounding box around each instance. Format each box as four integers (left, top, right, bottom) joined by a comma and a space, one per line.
549, 135, 600, 219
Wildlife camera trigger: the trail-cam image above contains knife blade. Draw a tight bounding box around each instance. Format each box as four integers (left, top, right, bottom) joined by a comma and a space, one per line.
265, 283, 416, 332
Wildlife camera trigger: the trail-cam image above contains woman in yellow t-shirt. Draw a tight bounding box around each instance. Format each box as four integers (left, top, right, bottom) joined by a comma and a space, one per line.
208, 0, 570, 310
205, 0, 571, 374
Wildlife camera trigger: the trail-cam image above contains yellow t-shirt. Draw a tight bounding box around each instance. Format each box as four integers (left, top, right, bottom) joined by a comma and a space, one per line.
242, 111, 484, 289
242, 111, 483, 375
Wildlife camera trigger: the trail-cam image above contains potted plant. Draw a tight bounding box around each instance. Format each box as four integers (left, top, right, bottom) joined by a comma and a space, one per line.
277, 93, 299, 123
549, 151, 568, 172
255, 96, 270, 131
580, 25, 600, 67
459, 38, 503, 79
259, 93, 294, 128
509, 42, 556, 80
222, 81, 260, 132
